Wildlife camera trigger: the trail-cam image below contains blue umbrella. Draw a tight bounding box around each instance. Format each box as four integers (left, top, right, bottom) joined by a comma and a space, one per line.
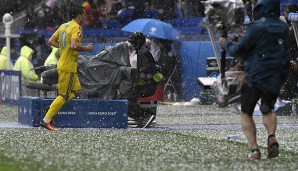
121, 18, 180, 41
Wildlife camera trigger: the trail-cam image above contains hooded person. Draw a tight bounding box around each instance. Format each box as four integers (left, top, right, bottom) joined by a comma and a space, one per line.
13, 45, 38, 96
219, 0, 290, 160
76, 32, 150, 99
44, 46, 59, 66
0, 46, 13, 70
156, 39, 181, 102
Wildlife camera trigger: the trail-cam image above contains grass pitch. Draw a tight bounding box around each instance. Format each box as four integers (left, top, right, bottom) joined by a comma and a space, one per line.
0, 104, 298, 171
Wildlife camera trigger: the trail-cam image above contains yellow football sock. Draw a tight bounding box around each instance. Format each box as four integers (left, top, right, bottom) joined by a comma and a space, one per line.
44, 92, 76, 121
44, 96, 66, 121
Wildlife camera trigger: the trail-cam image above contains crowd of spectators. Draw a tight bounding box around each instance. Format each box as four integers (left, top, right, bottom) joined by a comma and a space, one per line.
23, 0, 205, 30
0, 0, 41, 17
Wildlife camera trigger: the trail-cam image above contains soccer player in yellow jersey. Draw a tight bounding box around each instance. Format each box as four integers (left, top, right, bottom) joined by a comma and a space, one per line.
41, 5, 93, 131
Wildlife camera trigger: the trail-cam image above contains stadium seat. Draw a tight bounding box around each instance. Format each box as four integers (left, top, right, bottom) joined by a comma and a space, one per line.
176, 26, 204, 35
145, 9, 159, 19
105, 19, 121, 28
168, 17, 203, 27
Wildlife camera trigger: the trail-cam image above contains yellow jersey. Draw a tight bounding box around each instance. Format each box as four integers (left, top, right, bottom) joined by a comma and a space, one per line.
53, 20, 83, 73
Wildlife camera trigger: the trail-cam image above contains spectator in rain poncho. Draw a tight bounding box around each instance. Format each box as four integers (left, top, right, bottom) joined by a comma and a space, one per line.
44, 46, 59, 67
0, 46, 13, 70
13, 45, 39, 96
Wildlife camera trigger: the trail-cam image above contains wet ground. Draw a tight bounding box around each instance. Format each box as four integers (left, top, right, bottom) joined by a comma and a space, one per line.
0, 103, 298, 171
1, 103, 298, 148
2, 103, 298, 130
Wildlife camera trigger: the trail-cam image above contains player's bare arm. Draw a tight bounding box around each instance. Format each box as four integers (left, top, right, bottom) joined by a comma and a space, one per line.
70, 38, 93, 52
48, 35, 59, 48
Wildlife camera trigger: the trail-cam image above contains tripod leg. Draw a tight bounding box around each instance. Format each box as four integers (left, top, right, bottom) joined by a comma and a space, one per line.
203, 23, 221, 71
221, 48, 226, 79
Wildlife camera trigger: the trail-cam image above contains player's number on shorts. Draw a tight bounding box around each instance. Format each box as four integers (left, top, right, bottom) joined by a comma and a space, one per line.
59, 30, 67, 49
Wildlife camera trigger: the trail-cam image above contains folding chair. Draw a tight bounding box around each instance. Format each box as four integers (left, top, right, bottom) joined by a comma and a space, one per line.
128, 84, 164, 127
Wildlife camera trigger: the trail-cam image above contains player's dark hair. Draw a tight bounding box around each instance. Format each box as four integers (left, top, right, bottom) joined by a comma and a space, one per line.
70, 5, 84, 19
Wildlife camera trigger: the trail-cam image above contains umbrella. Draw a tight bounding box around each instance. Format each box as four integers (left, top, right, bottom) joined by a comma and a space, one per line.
121, 18, 180, 41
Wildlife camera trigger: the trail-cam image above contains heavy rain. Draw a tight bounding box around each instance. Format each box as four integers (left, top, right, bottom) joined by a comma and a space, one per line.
0, 0, 298, 171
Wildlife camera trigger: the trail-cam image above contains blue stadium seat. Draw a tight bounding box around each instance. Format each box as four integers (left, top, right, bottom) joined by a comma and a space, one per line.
145, 9, 159, 19
18, 17, 208, 40
286, 0, 298, 3
168, 18, 203, 27
18, 29, 54, 38
175, 26, 204, 35
175, 8, 182, 18
105, 19, 121, 28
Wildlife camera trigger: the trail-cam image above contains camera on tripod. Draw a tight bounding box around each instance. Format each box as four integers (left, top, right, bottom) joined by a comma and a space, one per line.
201, 0, 246, 107
204, 0, 246, 32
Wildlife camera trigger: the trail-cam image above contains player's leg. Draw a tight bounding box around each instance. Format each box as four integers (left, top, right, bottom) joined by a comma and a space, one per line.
42, 71, 77, 130
260, 92, 279, 158
65, 73, 81, 103
240, 84, 262, 160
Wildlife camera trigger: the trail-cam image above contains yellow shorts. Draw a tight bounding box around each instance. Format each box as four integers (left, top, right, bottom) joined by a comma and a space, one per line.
57, 70, 81, 96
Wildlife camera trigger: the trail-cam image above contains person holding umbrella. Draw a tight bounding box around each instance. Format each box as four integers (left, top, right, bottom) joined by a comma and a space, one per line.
126, 32, 164, 128
122, 18, 181, 102
121, 18, 180, 42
